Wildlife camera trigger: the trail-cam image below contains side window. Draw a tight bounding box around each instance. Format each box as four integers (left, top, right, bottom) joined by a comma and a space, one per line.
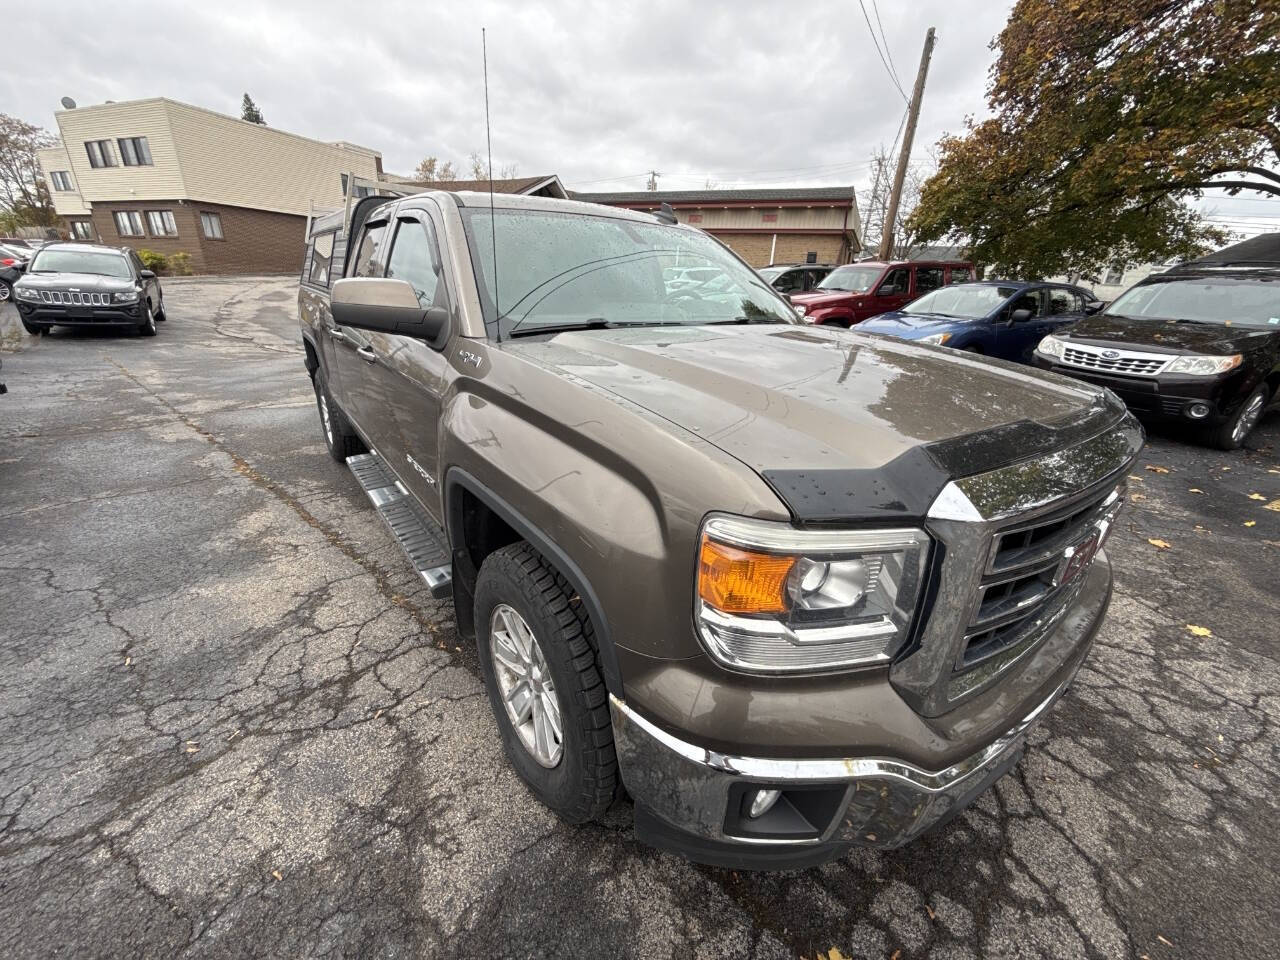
949, 266, 973, 284
129, 251, 145, 275
917, 267, 945, 294
1010, 289, 1046, 318
307, 232, 335, 287
774, 270, 804, 294
805, 268, 828, 290
384, 218, 442, 308
878, 267, 909, 295
352, 222, 388, 278
1047, 287, 1076, 315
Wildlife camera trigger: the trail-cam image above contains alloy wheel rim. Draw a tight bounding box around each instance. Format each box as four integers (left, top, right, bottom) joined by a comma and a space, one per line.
319, 392, 333, 444
0, 284, 10, 302
1233, 394, 1264, 443
489, 602, 563, 768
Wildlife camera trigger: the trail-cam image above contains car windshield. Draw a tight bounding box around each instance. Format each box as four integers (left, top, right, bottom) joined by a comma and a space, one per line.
902, 284, 1022, 319
459, 208, 796, 336
816, 265, 883, 292
29, 248, 131, 279
757, 267, 785, 281
1105, 277, 1279, 329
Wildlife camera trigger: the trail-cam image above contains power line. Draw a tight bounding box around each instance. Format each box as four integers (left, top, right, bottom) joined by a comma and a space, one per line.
871, 0, 904, 91
857, 0, 908, 102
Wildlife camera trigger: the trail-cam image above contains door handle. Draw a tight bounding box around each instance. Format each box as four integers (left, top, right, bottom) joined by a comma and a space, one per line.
356, 345, 378, 363
329, 328, 347, 342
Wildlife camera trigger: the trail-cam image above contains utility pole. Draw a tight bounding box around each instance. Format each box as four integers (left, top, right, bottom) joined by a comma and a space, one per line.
646, 170, 660, 191
879, 27, 935, 261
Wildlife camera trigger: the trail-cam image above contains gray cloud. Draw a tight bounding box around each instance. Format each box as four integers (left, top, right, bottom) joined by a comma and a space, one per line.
2, 0, 1272, 231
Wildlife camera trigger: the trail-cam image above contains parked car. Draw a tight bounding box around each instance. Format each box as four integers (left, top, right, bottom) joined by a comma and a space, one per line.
0, 242, 30, 303
299, 189, 1141, 869
757, 262, 833, 295
790, 258, 975, 327
12, 243, 166, 336
1035, 233, 1280, 449
859, 281, 1101, 363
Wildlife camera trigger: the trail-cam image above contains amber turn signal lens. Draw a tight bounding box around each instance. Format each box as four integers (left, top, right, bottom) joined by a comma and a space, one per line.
698, 537, 795, 615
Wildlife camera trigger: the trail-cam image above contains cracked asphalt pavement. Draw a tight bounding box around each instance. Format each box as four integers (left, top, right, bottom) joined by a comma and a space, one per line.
2, 277, 1278, 960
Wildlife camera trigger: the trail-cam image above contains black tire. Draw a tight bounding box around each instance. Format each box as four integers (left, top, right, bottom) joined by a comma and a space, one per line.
1211, 383, 1269, 450
21, 319, 48, 336
961, 345, 983, 354
312, 366, 365, 461
138, 300, 157, 337
0, 280, 11, 303
474, 542, 618, 824
154, 294, 166, 321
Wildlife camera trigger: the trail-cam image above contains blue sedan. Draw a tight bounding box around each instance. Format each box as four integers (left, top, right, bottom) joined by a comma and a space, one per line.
859, 281, 1101, 364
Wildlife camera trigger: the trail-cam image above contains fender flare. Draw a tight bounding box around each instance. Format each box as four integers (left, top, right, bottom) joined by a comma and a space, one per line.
443, 467, 624, 696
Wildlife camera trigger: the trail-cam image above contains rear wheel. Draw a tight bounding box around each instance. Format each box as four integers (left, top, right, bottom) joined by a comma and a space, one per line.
475, 543, 618, 823
1211, 384, 1268, 450
313, 367, 365, 461
138, 301, 157, 337
0, 280, 11, 303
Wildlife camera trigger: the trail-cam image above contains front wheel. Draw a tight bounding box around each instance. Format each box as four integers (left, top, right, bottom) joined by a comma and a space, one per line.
0, 280, 11, 303
475, 543, 618, 824
138, 301, 157, 337
1211, 384, 1268, 450
21, 319, 48, 336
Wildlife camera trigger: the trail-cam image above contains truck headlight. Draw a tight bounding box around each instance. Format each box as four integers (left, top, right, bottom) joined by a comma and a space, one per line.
1166, 353, 1242, 375
113, 288, 140, 303
920, 332, 952, 346
1037, 335, 1066, 359
794, 304, 808, 317
14, 286, 40, 301
695, 515, 929, 673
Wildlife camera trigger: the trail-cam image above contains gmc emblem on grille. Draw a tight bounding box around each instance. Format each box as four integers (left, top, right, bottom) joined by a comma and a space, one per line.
1101, 349, 1120, 360
1054, 530, 1102, 587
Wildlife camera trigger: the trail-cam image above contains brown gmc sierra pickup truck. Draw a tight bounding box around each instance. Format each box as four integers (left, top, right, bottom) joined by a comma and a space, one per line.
297, 189, 1143, 869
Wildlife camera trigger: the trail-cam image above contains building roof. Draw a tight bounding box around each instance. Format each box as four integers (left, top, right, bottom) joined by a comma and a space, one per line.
381, 174, 567, 198
570, 185, 857, 205
1179, 232, 1280, 269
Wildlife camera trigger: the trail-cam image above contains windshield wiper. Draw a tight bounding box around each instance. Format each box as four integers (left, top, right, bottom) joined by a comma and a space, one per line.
507, 319, 683, 338
706, 316, 787, 325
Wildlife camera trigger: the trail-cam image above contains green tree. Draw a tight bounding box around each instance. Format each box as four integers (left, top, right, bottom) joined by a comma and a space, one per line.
240, 94, 266, 125
911, 0, 1279, 278
0, 113, 57, 228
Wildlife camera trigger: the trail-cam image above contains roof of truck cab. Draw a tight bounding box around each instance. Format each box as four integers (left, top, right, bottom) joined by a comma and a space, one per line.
444, 190, 673, 223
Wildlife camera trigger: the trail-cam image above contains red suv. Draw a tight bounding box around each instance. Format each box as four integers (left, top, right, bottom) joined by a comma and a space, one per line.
790, 259, 975, 327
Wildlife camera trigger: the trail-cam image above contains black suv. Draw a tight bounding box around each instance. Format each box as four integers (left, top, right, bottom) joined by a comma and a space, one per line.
1034, 233, 1280, 449
757, 262, 833, 295
13, 243, 166, 337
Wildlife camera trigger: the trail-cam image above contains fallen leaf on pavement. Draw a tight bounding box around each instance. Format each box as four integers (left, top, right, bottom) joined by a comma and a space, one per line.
1194, 524, 1209, 532
1157, 934, 1174, 947
1130, 493, 1147, 502
1188, 488, 1204, 494
1129, 474, 1144, 481
1248, 493, 1267, 501
271, 869, 283, 881
925, 904, 936, 920
891, 952, 902, 960
826, 949, 848, 960
124, 656, 132, 667
1145, 465, 1170, 474
1186, 624, 1212, 637
1245, 521, 1257, 527
1148, 538, 1171, 549
1265, 499, 1280, 512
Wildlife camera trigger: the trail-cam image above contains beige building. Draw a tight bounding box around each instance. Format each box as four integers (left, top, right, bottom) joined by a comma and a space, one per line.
37, 97, 383, 273
571, 186, 862, 267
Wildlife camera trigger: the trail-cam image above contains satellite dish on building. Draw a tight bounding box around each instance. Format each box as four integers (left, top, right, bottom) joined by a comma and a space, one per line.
60, 96, 77, 110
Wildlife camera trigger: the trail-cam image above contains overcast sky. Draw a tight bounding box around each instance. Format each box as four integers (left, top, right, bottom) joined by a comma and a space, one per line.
2, 0, 1275, 234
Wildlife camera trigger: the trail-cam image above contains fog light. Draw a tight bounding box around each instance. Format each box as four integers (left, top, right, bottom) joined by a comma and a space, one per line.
1188, 403, 1210, 419
748, 788, 782, 819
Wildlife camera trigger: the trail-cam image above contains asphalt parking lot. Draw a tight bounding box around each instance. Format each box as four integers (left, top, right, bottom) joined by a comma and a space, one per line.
1, 276, 1278, 960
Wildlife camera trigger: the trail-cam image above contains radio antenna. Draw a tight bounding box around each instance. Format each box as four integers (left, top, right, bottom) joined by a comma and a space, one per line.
482, 27, 501, 342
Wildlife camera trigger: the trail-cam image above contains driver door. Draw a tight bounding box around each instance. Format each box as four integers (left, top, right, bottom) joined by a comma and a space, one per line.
871, 267, 912, 317
999, 288, 1048, 362
331, 214, 395, 449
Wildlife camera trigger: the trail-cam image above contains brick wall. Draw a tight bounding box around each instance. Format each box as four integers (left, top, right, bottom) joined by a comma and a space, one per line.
87, 199, 306, 275
711, 231, 847, 268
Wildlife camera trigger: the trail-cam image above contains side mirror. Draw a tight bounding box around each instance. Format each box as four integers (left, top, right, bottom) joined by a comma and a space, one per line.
331, 277, 449, 344
1009, 308, 1034, 323
1084, 300, 1105, 315
139, 269, 156, 279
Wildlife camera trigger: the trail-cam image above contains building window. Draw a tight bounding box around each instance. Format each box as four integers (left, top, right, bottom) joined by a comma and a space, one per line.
51, 170, 74, 191
200, 212, 224, 240
118, 136, 153, 166
71, 221, 93, 240
1103, 267, 1124, 285
86, 140, 117, 168
146, 210, 178, 237
113, 211, 145, 237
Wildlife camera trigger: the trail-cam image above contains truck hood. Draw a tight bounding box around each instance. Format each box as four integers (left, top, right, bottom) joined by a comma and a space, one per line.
789, 290, 860, 308
1061, 314, 1273, 355
501, 324, 1124, 519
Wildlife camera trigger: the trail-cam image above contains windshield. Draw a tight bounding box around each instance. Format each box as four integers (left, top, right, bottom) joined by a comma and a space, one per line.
903, 284, 1021, 319
1105, 278, 1279, 328
817, 264, 883, 292
757, 267, 785, 281
29, 249, 131, 279
459, 208, 796, 336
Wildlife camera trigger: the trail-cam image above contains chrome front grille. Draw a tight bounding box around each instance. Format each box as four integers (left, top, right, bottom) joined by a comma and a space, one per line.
1060, 343, 1168, 376
39, 290, 109, 305
959, 485, 1122, 671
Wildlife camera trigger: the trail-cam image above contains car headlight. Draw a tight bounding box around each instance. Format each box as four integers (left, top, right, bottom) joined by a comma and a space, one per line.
1166, 353, 1242, 376
1037, 334, 1066, 359
920, 332, 952, 346
14, 286, 40, 301
694, 515, 929, 673
794, 304, 807, 316
112, 288, 140, 303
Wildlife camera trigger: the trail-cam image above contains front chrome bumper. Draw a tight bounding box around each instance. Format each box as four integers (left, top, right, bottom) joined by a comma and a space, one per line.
612, 559, 1111, 865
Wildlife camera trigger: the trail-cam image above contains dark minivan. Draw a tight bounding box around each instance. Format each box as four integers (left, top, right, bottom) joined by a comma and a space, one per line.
1034, 233, 1280, 449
